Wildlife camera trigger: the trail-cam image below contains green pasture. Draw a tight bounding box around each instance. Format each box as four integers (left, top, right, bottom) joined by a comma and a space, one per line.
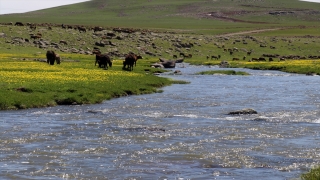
1, 0, 319, 34
0, 53, 176, 110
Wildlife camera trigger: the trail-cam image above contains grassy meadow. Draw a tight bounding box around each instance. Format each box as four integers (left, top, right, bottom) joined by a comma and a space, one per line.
0, 52, 184, 110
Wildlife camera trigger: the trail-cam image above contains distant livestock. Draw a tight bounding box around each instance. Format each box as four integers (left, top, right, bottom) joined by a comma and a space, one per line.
77, 26, 86, 33
211, 55, 221, 60
55, 54, 61, 64
95, 53, 112, 69
15, 22, 24, 26
123, 53, 142, 71
46, 50, 56, 65
93, 26, 104, 32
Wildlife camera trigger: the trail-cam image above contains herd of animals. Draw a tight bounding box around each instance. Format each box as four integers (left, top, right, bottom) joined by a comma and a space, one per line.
46, 49, 142, 71
6, 21, 320, 70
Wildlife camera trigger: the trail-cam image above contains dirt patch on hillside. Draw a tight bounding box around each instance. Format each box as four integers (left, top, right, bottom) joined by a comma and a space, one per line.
216, 28, 284, 37
201, 11, 269, 24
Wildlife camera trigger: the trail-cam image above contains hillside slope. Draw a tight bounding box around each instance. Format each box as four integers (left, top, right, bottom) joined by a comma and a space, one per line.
1, 0, 320, 32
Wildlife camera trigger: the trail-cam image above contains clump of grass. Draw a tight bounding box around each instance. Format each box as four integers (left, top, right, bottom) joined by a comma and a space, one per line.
171, 80, 190, 84
195, 70, 250, 76
301, 166, 320, 180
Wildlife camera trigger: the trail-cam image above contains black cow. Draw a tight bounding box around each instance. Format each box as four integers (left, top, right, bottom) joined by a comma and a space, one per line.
15, 22, 24, 26
78, 26, 86, 33
211, 55, 220, 60
46, 50, 56, 65
95, 53, 112, 69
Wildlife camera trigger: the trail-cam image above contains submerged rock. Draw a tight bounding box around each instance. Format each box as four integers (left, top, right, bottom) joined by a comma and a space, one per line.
227, 108, 258, 115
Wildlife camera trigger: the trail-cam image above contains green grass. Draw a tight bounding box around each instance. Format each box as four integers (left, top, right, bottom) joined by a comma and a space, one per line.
1, 0, 319, 34
301, 166, 320, 180
0, 53, 174, 110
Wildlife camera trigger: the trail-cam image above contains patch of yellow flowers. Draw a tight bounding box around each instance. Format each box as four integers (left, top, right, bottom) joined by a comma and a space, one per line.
0, 56, 143, 85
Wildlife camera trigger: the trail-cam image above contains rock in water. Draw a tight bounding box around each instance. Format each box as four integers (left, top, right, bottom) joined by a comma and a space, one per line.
228, 108, 258, 115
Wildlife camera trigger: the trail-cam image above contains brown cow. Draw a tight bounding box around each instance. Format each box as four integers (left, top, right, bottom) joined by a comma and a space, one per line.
95, 53, 112, 69
55, 54, 61, 64
123, 53, 142, 71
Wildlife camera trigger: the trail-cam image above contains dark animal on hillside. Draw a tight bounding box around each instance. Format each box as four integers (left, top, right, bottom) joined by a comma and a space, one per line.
251, 57, 259, 61
95, 53, 112, 69
232, 57, 240, 61
123, 53, 143, 71
55, 54, 61, 64
78, 26, 86, 33
258, 57, 266, 61
247, 51, 252, 56
186, 54, 192, 58
211, 55, 220, 60
46, 50, 56, 65
93, 26, 103, 32
29, 24, 36, 30
173, 55, 178, 58
15, 22, 24, 26
179, 52, 185, 57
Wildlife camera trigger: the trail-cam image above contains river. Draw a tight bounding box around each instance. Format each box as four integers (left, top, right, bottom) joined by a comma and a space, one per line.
0, 64, 319, 179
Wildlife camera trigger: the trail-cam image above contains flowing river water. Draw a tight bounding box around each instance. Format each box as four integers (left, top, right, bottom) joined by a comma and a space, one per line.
0, 63, 320, 180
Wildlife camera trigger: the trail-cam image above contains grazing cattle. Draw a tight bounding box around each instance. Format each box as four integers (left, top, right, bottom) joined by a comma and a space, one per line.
232, 57, 240, 61
185, 54, 192, 58
29, 24, 36, 30
247, 51, 252, 56
251, 57, 259, 61
179, 52, 185, 57
243, 56, 246, 60
211, 55, 220, 60
123, 53, 143, 71
78, 26, 86, 33
55, 54, 61, 64
258, 57, 266, 61
95, 53, 112, 69
46, 50, 56, 65
15, 22, 24, 26
269, 57, 273, 61
93, 26, 103, 32
173, 55, 178, 59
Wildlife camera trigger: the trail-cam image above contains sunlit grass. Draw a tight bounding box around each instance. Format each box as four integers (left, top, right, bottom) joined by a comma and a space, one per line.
0, 54, 172, 110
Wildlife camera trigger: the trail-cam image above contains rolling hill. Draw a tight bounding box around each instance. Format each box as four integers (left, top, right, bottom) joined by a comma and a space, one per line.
1, 0, 320, 33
